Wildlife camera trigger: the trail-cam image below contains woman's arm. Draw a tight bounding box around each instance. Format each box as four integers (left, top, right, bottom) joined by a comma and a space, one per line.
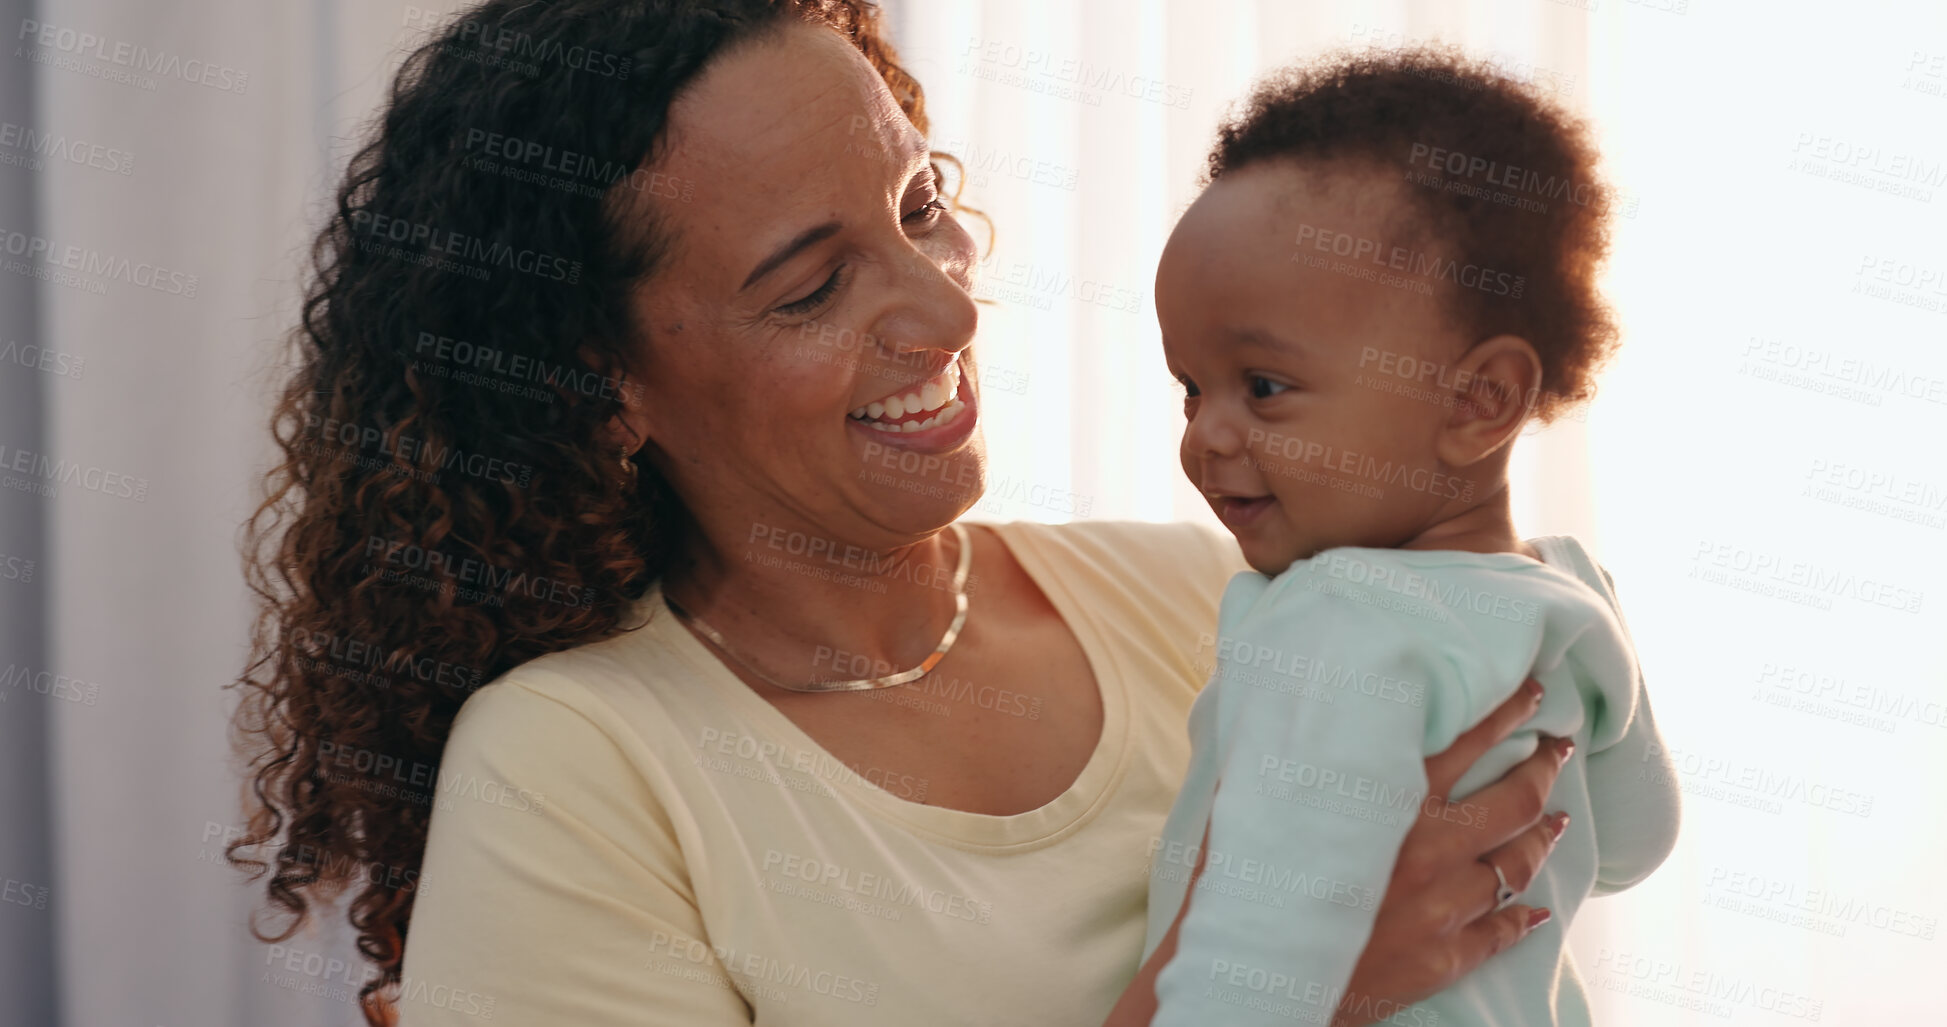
1102, 681, 1568, 1027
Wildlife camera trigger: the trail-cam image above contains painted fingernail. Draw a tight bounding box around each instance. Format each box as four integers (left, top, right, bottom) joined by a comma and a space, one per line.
1527, 908, 1553, 929
1549, 812, 1570, 840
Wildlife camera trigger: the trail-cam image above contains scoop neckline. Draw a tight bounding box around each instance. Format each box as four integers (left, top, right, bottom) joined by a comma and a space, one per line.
638, 519, 1130, 852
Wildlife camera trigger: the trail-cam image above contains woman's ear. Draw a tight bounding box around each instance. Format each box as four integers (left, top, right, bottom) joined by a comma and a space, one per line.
603, 383, 652, 458
1435, 334, 1543, 468
580, 344, 657, 458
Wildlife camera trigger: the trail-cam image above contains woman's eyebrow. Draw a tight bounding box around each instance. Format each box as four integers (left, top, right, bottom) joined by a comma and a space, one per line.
742, 220, 841, 291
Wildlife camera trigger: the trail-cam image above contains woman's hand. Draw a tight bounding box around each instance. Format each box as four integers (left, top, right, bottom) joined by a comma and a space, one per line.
1329, 677, 1571, 1027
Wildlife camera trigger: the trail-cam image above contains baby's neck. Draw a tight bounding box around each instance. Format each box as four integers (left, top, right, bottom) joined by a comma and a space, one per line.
1396, 485, 1540, 561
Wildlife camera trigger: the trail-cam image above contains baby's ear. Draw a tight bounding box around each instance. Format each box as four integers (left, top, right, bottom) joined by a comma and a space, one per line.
1436, 334, 1542, 468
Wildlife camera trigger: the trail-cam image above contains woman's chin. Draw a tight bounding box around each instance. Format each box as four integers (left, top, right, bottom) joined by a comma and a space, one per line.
847, 430, 987, 528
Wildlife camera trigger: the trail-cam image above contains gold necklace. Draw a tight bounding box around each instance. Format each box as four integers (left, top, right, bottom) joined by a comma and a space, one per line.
663, 522, 971, 693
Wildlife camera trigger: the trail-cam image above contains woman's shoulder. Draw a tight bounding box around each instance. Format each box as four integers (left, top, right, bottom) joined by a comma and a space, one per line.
444, 616, 688, 772
430, 635, 705, 864
444, 661, 633, 777
975, 517, 1250, 631
979, 517, 1241, 569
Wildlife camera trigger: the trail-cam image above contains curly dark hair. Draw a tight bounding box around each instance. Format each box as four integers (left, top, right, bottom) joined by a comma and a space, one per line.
226, 2, 951, 1021
1209, 45, 1617, 421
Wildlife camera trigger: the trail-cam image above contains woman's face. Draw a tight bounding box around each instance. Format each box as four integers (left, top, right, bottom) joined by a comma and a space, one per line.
620, 20, 984, 551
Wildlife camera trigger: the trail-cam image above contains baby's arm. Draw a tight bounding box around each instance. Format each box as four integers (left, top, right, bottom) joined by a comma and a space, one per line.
1586, 677, 1682, 894
1584, 564, 1682, 895
1151, 572, 1456, 1027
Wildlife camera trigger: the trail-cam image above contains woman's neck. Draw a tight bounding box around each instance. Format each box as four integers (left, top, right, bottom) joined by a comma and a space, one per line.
660, 513, 971, 682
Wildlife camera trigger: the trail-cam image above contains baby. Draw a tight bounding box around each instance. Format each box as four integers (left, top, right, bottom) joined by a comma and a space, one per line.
1141, 49, 1682, 1027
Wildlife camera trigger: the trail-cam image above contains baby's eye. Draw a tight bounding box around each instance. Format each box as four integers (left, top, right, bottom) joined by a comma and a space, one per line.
1248, 375, 1290, 399
1172, 375, 1200, 416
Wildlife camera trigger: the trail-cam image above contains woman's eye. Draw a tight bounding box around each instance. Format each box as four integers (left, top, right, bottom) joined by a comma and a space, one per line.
776, 265, 848, 317
1249, 375, 1290, 399
903, 198, 948, 226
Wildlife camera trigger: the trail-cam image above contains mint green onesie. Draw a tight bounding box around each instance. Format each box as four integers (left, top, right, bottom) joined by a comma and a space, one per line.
1142, 537, 1682, 1026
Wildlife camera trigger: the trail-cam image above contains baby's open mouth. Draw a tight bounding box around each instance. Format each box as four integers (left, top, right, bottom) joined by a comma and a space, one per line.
1207, 491, 1276, 529
848, 361, 967, 434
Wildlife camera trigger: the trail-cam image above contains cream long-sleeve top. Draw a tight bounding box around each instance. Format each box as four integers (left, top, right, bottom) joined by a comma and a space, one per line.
394, 520, 1677, 1026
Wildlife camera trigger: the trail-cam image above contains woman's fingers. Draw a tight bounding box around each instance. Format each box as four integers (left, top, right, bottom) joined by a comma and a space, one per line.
1467, 813, 1568, 921
1455, 902, 1551, 976
1425, 678, 1543, 799
1390, 811, 1559, 942
1396, 733, 1568, 893
1446, 735, 1572, 855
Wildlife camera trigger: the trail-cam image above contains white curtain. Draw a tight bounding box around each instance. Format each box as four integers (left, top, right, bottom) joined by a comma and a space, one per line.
4, 2, 473, 1024
1573, 2, 1947, 1019
3, 1, 1939, 1024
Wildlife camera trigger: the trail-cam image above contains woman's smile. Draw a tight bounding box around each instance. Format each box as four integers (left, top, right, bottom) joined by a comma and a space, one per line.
846, 356, 978, 451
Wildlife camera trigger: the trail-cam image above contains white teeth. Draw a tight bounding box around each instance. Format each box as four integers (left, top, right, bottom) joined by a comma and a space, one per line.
859, 400, 966, 433
850, 362, 967, 426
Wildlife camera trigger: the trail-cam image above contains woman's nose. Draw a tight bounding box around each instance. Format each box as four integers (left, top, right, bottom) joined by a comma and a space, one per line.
874, 250, 978, 358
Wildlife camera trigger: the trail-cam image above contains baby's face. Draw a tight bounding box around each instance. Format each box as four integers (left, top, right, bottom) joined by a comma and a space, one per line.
1158, 161, 1480, 575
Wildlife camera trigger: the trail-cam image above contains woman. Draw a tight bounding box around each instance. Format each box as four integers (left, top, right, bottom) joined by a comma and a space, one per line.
230, 2, 1582, 1024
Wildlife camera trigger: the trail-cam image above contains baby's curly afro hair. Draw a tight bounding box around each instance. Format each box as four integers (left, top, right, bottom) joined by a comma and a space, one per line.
1210, 46, 1619, 421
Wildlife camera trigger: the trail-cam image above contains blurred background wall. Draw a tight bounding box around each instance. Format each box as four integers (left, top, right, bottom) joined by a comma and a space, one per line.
1, 1, 1940, 1023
